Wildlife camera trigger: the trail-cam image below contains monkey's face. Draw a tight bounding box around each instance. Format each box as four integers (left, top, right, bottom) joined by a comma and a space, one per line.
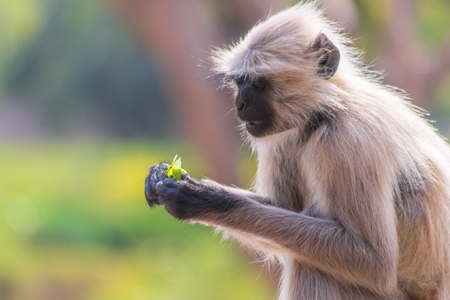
213, 13, 341, 139
231, 72, 313, 138
231, 51, 339, 139
233, 75, 275, 137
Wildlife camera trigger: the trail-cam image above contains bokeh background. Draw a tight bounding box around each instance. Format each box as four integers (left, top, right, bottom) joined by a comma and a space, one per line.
1, 0, 450, 299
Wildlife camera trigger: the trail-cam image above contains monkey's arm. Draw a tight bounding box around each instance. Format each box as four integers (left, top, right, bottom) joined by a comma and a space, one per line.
156, 176, 397, 295
221, 184, 273, 205
145, 163, 272, 206
155, 144, 399, 296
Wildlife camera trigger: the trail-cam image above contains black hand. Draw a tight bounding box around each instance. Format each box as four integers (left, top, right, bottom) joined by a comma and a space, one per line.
144, 162, 170, 207
156, 177, 238, 221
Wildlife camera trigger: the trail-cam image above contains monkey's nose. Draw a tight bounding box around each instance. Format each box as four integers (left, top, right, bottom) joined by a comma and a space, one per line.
235, 97, 245, 112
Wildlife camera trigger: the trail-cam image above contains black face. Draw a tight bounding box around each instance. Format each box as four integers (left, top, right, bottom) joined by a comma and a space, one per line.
234, 76, 274, 137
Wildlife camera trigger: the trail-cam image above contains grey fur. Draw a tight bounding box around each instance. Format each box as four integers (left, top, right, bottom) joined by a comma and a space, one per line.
148, 2, 450, 299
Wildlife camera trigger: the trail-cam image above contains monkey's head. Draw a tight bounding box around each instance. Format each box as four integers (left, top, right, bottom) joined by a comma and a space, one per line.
212, 4, 346, 138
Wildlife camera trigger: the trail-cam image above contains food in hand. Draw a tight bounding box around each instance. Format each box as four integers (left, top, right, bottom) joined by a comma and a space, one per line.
165, 155, 186, 180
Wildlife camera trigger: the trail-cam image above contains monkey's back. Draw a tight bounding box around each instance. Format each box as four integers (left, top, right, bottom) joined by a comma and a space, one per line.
387, 103, 450, 299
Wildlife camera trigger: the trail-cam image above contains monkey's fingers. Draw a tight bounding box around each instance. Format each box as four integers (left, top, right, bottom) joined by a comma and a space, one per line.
146, 198, 160, 208
160, 178, 178, 188
144, 163, 170, 207
155, 180, 195, 220
181, 173, 202, 186
144, 174, 160, 207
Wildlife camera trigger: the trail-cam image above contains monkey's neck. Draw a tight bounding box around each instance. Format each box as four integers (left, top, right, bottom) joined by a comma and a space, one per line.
251, 127, 299, 153
252, 128, 304, 210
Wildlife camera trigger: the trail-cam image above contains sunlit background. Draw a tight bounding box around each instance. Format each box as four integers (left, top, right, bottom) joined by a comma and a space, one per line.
1, 0, 450, 299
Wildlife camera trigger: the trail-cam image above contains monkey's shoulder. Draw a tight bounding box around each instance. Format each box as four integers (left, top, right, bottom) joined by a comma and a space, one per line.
303, 109, 337, 142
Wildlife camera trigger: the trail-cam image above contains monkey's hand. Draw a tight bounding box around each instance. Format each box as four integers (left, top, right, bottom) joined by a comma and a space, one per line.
144, 162, 170, 207
156, 177, 237, 221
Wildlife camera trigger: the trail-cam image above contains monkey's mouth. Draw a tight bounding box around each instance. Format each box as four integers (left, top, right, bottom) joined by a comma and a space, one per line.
246, 121, 263, 128
244, 120, 270, 137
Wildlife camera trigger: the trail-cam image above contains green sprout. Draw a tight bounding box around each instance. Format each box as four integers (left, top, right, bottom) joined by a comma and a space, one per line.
165, 155, 186, 180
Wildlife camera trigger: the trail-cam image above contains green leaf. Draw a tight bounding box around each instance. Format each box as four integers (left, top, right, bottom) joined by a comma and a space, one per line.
173, 155, 182, 169
165, 155, 186, 180
166, 166, 173, 178
172, 169, 183, 180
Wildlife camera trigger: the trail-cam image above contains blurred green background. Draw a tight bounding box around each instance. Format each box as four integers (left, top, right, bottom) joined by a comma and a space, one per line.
1, 0, 450, 299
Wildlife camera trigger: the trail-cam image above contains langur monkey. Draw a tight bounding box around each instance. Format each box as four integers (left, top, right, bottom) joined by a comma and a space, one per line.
145, 2, 450, 299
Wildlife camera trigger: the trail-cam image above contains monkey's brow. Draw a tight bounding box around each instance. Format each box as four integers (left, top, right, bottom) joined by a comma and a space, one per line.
217, 73, 243, 82
217, 73, 244, 85
206, 72, 256, 89
204, 72, 238, 89
205, 71, 227, 82
206, 71, 240, 82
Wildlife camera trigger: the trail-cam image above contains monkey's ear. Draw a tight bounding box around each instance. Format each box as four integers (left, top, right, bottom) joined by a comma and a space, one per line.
311, 33, 340, 80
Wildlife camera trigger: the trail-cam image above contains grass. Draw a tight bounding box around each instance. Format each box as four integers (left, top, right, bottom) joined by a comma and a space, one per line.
0, 140, 272, 300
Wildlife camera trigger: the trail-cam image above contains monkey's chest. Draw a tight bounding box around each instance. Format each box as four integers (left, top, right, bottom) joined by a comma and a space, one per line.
254, 140, 314, 212
255, 162, 307, 212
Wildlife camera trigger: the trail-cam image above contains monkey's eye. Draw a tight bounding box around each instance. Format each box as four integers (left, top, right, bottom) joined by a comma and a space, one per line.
251, 80, 266, 91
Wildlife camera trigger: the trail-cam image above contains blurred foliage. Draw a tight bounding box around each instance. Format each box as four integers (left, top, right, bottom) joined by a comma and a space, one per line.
351, 0, 389, 56
352, 0, 450, 56
416, 0, 450, 46
1, 1, 450, 299
3, 0, 173, 138
2, 0, 450, 139
0, 141, 269, 300
434, 73, 450, 133
0, 0, 43, 85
